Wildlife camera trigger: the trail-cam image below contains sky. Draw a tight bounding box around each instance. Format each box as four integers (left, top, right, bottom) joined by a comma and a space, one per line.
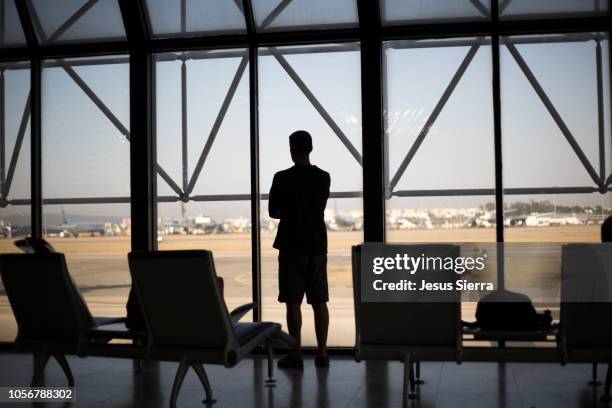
0, 0, 611, 225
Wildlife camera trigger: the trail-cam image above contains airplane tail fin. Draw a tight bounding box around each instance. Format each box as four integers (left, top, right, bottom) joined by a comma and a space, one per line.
61, 206, 69, 225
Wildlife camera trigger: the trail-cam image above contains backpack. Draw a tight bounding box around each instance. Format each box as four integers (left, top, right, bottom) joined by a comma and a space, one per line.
465, 289, 553, 331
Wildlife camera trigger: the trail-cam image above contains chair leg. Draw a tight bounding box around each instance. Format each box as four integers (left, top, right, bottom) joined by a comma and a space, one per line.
601, 363, 612, 402
170, 359, 189, 408
133, 339, 145, 372
403, 354, 417, 402
53, 354, 75, 387
265, 340, 276, 386
589, 362, 602, 386
415, 360, 424, 385
31, 352, 51, 386
191, 363, 216, 404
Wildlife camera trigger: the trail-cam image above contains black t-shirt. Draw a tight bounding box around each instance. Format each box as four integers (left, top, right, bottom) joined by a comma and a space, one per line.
269, 165, 330, 255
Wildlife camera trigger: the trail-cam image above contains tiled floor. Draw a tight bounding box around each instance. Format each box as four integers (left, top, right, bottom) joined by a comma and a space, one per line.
0, 352, 610, 407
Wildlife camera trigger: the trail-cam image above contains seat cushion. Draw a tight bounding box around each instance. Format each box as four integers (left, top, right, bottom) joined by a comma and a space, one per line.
234, 322, 281, 346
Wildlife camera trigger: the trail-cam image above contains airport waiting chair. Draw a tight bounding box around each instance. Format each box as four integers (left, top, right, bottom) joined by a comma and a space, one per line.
560, 244, 612, 401
128, 250, 282, 407
351, 244, 462, 400
351, 243, 612, 403
0, 253, 128, 387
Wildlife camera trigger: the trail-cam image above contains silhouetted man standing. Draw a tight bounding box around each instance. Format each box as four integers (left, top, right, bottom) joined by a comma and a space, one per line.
269, 130, 331, 369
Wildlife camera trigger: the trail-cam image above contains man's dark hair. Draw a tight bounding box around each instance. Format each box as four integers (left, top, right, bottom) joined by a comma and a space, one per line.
602, 215, 612, 242
289, 130, 313, 156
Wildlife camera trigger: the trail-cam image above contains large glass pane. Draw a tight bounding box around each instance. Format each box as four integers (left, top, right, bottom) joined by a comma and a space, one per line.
382, 0, 491, 25
30, 0, 126, 44
145, 0, 246, 37
384, 37, 495, 244
42, 55, 130, 320
252, 0, 358, 32
500, 0, 609, 20
1, 0, 27, 47
0, 61, 29, 341
259, 43, 362, 347
384, 38, 494, 325
501, 33, 611, 243
155, 49, 252, 314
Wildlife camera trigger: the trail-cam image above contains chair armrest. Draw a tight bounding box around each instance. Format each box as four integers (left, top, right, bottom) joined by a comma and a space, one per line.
230, 303, 257, 323
85, 322, 147, 342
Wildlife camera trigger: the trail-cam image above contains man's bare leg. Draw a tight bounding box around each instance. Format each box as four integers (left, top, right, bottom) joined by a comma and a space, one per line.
312, 303, 329, 359
286, 303, 302, 360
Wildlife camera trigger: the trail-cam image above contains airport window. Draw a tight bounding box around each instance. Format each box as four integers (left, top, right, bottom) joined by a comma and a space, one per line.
0, 0, 609, 356
144, 0, 246, 37
29, 0, 126, 44
41, 55, 130, 322
251, 0, 359, 32
381, 0, 491, 25
0, 0, 27, 47
501, 33, 611, 243
499, 0, 609, 20
0, 61, 29, 341
384, 38, 496, 243
2, 0, 612, 405
258, 43, 362, 347
154, 49, 252, 314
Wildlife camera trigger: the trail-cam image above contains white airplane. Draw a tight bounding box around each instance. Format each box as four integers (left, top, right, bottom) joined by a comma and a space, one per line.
0, 225, 11, 239
59, 207, 108, 237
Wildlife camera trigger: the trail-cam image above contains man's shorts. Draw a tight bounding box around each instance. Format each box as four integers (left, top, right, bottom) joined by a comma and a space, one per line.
278, 251, 328, 305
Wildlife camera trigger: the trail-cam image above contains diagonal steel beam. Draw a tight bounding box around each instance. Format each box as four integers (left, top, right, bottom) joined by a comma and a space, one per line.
499, 0, 513, 14
14, 0, 38, 46
24, 0, 96, 44
607, 173, 611, 187
270, 47, 363, 166
261, 0, 292, 29
505, 40, 602, 188
47, 0, 98, 43
118, 0, 150, 42
232, 0, 244, 14
467, 0, 490, 18
58, 60, 183, 197
156, 164, 183, 197
59, 60, 130, 135
185, 54, 248, 195
233, 0, 286, 31
389, 39, 483, 192
3, 91, 30, 199
23, 0, 46, 42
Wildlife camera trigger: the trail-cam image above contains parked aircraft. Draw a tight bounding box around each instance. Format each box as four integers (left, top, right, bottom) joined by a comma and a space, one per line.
59, 207, 108, 237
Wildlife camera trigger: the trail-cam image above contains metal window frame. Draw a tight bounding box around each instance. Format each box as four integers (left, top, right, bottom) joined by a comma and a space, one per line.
1, 0, 611, 334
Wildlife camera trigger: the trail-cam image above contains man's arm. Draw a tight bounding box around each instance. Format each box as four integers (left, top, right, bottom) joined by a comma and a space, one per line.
269, 173, 282, 219
323, 173, 331, 204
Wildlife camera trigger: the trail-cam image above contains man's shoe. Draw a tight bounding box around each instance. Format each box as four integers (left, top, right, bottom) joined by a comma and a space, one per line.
314, 355, 330, 368
277, 355, 304, 369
